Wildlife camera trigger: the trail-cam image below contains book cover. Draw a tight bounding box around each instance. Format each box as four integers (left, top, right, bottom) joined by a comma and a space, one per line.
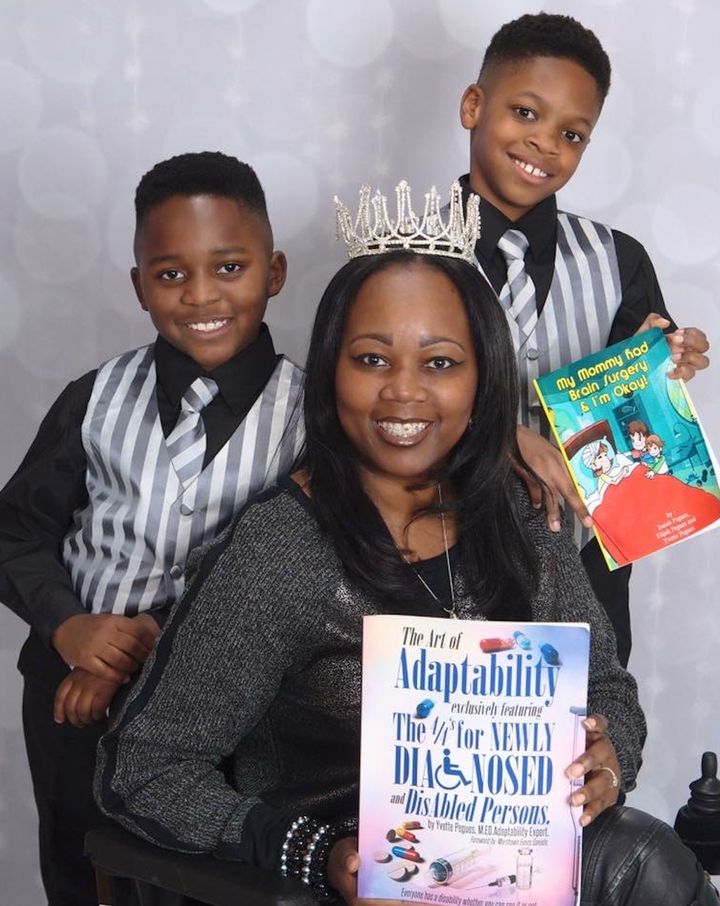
358, 615, 590, 906
533, 328, 720, 569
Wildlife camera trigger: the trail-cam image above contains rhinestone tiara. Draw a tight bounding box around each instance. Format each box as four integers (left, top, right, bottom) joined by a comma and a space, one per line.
334, 180, 480, 263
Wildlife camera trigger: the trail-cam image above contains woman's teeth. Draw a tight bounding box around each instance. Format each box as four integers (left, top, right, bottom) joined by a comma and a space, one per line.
378, 421, 429, 438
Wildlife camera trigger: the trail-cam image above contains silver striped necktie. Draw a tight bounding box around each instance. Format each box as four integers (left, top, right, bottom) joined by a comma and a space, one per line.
497, 229, 539, 345
166, 375, 220, 488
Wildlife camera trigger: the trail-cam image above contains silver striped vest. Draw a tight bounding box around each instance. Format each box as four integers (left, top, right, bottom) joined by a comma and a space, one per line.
62, 345, 304, 614
481, 211, 622, 546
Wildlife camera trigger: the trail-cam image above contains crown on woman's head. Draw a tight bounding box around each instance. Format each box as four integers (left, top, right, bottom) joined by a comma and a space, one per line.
334, 180, 480, 263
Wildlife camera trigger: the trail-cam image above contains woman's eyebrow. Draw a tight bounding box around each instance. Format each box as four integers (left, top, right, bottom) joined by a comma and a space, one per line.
420, 335, 465, 350
348, 333, 466, 350
349, 333, 392, 345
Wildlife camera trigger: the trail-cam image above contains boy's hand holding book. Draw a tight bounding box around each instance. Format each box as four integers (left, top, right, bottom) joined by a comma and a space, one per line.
634, 313, 710, 381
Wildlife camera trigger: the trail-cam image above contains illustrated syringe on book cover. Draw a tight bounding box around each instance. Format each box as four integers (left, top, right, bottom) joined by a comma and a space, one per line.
533, 327, 720, 570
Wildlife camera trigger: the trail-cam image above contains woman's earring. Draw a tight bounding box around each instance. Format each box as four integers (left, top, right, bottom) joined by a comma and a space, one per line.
467, 417, 475, 431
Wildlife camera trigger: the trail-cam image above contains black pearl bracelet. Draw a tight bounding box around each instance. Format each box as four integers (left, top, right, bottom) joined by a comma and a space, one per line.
280, 815, 315, 880
280, 815, 359, 902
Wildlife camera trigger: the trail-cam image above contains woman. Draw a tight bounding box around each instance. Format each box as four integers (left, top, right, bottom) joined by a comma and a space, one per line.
96, 243, 715, 905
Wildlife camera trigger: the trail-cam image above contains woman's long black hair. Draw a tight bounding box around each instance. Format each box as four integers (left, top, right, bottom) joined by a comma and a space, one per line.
299, 249, 538, 620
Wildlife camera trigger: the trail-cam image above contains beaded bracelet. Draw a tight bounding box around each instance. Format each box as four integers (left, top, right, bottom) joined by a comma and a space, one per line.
280, 815, 316, 880
303, 818, 355, 901
280, 815, 358, 902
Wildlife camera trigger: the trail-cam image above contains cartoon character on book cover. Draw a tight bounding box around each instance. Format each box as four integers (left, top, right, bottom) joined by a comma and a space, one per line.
534, 328, 720, 568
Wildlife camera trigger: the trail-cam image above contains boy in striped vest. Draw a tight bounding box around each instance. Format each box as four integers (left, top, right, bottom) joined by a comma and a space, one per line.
0, 151, 303, 906
456, 13, 710, 668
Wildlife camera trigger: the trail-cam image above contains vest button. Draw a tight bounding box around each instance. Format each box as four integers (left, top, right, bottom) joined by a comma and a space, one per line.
179, 504, 193, 516
169, 564, 183, 580
526, 347, 539, 361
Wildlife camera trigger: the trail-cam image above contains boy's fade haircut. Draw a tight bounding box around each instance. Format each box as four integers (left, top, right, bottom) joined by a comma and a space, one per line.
134, 151, 270, 228
479, 12, 611, 102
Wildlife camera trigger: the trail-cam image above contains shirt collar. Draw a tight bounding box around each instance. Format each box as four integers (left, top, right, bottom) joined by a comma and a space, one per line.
458, 173, 557, 263
154, 323, 278, 416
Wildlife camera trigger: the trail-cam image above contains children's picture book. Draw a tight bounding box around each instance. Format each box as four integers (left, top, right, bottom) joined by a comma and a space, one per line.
358, 615, 590, 906
533, 327, 720, 570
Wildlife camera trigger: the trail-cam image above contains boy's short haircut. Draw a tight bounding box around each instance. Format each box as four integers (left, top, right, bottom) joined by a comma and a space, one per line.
135, 151, 269, 228
479, 12, 611, 101
645, 434, 664, 450
627, 420, 649, 437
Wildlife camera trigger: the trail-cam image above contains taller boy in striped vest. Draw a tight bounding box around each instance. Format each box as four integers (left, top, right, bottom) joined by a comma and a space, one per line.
0, 151, 303, 906
456, 13, 709, 668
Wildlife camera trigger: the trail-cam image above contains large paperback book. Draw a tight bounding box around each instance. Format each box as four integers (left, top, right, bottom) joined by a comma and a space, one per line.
358, 615, 590, 906
533, 328, 720, 570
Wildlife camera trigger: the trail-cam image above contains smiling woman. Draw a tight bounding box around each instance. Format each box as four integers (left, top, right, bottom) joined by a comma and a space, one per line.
302, 249, 532, 610
335, 263, 478, 491
96, 205, 716, 906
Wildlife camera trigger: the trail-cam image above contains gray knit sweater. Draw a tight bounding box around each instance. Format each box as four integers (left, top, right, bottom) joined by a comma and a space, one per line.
95, 480, 646, 866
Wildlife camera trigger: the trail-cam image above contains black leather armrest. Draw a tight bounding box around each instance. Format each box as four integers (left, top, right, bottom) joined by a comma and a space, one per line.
85, 826, 316, 906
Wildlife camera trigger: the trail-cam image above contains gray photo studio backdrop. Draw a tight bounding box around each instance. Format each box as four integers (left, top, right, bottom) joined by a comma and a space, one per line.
0, 1, 718, 901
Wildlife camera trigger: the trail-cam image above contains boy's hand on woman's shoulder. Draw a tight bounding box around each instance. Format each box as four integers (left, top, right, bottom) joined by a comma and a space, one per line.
635, 313, 710, 381
51, 612, 159, 684
515, 427, 593, 533
53, 667, 121, 727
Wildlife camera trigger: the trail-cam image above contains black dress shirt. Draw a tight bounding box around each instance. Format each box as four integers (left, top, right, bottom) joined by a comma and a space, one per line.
0, 325, 281, 650
458, 174, 676, 343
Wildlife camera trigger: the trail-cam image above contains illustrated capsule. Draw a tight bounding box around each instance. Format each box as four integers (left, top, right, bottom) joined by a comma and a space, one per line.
395, 828, 418, 842
540, 643, 560, 665
415, 699, 434, 719
392, 845, 422, 862
402, 820, 423, 830
479, 637, 515, 653
513, 630, 532, 650
385, 829, 399, 842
